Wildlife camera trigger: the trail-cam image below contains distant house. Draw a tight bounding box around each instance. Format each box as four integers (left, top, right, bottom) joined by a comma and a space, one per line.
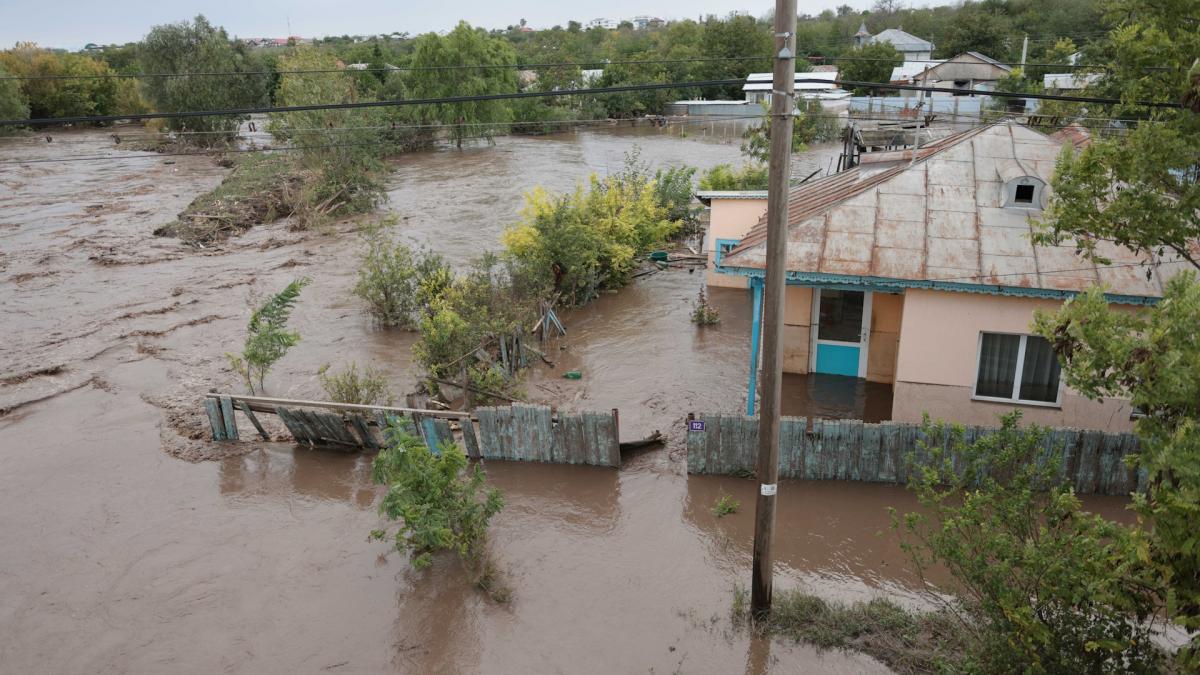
704, 121, 1187, 432
630, 16, 665, 29
743, 69, 850, 105
587, 18, 619, 30
580, 69, 604, 85
903, 51, 1011, 96
856, 24, 935, 62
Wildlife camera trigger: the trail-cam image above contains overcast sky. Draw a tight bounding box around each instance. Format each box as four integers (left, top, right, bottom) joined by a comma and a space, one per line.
0, 0, 881, 50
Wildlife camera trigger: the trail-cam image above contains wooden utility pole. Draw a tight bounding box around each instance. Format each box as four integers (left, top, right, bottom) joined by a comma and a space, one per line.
751, 0, 798, 617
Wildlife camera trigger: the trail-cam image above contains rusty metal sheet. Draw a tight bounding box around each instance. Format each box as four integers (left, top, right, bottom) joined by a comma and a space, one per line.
979, 226, 1034, 258
873, 218, 925, 249
927, 237, 980, 271
926, 210, 977, 240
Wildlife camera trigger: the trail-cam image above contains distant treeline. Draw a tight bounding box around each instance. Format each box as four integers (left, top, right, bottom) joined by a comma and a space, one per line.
0, 0, 1109, 130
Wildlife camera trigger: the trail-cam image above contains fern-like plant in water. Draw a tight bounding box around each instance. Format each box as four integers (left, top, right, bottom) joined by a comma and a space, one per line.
227, 277, 310, 394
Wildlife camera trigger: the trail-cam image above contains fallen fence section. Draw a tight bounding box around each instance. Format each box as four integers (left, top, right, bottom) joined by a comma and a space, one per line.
685, 414, 1145, 496
203, 395, 620, 468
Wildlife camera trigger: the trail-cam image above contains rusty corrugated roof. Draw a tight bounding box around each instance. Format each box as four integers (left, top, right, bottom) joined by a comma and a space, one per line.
721, 121, 1176, 300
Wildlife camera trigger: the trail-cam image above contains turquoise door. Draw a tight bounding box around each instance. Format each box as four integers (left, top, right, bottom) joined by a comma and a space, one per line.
812, 289, 872, 378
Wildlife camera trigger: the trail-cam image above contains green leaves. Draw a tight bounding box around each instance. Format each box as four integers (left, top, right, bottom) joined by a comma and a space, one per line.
372, 419, 503, 574
227, 277, 309, 394
1036, 272, 1200, 666
353, 220, 451, 328
896, 413, 1166, 671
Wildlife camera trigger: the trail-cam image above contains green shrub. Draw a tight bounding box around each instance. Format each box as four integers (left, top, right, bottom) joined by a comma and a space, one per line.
353, 221, 452, 328
370, 418, 505, 596
711, 493, 739, 517
226, 277, 310, 394
699, 163, 769, 191
691, 287, 720, 326
317, 362, 392, 406
412, 255, 538, 402
0, 65, 29, 131
503, 152, 683, 305
895, 413, 1165, 672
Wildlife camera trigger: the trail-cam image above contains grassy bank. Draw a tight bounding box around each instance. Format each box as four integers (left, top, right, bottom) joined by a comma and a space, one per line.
732, 587, 970, 674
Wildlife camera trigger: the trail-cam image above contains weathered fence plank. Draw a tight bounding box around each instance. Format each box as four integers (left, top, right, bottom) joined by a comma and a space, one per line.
204, 398, 226, 441
219, 396, 239, 441
237, 401, 271, 440
686, 413, 1142, 496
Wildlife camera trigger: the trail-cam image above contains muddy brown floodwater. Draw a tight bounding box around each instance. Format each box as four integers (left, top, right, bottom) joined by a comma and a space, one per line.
0, 125, 1133, 673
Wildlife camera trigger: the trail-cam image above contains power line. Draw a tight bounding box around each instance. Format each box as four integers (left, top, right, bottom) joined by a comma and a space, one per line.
0, 76, 1182, 128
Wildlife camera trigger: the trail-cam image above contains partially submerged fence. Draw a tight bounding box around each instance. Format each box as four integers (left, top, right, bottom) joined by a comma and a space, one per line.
686, 414, 1145, 496
203, 395, 620, 468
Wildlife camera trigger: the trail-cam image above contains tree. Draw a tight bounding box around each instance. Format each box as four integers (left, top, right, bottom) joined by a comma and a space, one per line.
0, 44, 118, 120
1034, 275, 1200, 667
0, 65, 29, 130
840, 41, 903, 94
269, 46, 384, 221
1028, 0, 1200, 665
741, 98, 839, 163
406, 22, 518, 147
226, 277, 310, 394
1032, 0, 1199, 269
139, 15, 269, 144
937, 5, 1013, 60
897, 414, 1164, 671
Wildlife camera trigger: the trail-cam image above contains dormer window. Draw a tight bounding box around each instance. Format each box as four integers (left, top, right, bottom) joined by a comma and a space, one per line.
1004, 176, 1044, 210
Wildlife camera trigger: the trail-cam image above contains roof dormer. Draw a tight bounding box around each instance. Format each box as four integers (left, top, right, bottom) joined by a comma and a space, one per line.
1003, 175, 1045, 210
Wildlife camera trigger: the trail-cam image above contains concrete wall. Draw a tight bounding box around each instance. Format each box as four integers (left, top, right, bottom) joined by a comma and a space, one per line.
705, 198, 767, 289
892, 289, 1136, 432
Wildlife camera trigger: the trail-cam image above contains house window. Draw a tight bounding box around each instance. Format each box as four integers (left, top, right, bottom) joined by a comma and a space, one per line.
974, 332, 1062, 406
714, 238, 739, 268
1003, 176, 1045, 209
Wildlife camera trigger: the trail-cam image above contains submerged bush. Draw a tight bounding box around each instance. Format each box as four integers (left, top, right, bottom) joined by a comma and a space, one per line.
370, 418, 505, 595
317, 362, 392, 406
503, 166, 680, 304
353, 220, 452, 328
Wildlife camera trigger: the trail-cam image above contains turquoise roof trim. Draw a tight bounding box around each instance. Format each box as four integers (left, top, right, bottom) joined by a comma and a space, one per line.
718, 265, 1160, 306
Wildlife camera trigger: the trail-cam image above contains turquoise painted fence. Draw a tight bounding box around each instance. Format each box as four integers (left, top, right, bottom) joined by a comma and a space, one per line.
686, 414, 1145, 496
475, 404, 620, 467
205, 397, 620, 467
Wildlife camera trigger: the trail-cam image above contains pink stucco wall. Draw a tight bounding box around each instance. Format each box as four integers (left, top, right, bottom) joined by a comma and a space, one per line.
893, 289, 1136, 432
705, 198, 767, 289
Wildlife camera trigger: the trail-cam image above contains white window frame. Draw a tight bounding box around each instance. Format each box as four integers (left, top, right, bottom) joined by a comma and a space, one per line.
971, 331, 1063, 408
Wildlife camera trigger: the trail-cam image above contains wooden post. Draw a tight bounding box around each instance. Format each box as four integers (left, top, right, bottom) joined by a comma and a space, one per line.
751, 0, 797, 618
610, 408, 621, 467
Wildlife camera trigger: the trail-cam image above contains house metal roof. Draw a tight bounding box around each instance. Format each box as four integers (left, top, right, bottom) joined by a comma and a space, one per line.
721, 122, 1187, 303
871, 29, 934, 52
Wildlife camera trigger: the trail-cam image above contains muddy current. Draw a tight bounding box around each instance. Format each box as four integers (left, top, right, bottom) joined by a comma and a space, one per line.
0, 125, 1132, 673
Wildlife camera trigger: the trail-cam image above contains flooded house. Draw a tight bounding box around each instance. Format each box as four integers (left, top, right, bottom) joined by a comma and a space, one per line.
703, 121, 1185, 432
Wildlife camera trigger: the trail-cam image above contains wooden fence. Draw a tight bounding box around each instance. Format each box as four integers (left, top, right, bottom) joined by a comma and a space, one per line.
685, 414, 1145, 496
203, 395, 620, 468
475, 405, 620, 467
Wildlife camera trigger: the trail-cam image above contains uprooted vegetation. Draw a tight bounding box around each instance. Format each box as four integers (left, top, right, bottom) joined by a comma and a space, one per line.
156, 153, 304, 245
